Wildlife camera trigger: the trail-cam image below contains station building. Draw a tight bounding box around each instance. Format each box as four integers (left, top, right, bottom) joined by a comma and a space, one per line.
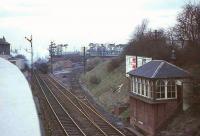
127, 60, 191, 135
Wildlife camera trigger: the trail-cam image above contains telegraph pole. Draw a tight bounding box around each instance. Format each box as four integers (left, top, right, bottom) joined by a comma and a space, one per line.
83, 46, 86, 74
63, 44, 68, 55
25, 35, 33, 84
49, 41, 56, 74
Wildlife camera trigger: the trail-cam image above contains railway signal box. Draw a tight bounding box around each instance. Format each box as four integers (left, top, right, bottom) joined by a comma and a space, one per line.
127, 60, 191, 135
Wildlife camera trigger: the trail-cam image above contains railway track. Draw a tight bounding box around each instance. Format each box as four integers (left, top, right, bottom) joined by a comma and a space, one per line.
34, 73, 86, 136
34, 66, 135, 136
47, 75, 126, 136
51, 67, 136, 136
33, 74, 68, 136
42, 75, 108, 136
36, 72, 126, 136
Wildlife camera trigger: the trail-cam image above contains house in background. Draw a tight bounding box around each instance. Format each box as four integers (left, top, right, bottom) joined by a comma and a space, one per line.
51, 57, 73, 72
128, 60, 191, 135
0, 36, 10, 55
0, 36, 11, 59
87, 43, 126, 57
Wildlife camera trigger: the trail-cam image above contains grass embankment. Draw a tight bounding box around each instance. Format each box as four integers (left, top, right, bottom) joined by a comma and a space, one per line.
80, 59, 129, 114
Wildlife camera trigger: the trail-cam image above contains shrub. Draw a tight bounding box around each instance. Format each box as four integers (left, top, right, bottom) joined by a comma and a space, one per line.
37, 63, 48, 74
89, 75, 101, 84
86, 57, 101, 71
107, 58, 121, 72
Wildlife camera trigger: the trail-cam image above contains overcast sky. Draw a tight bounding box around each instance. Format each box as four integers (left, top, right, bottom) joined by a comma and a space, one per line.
0, 0, 185, 59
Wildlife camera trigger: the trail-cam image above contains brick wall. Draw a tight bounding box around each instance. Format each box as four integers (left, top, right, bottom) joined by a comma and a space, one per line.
130, 96, 182, 135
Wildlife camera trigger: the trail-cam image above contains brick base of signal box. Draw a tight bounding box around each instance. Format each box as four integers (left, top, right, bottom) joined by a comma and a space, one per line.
129, 95, 182, 135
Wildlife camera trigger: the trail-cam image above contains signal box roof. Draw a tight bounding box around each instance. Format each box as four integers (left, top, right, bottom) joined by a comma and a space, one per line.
128, 60, 190, 79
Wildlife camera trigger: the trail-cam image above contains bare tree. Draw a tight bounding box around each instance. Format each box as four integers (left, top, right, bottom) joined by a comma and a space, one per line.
134, 19, 149, 41
176, 2, 200, 46
124, 19, 171, 60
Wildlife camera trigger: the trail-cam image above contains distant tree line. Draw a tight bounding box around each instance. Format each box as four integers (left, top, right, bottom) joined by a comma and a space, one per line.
123, 1, 200, 66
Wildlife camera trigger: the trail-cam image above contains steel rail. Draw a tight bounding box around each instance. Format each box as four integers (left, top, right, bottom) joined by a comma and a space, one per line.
35, 73, 86, 136
43, 77, 108, 136
34, 73, 69, 136
49, 74, 126, 136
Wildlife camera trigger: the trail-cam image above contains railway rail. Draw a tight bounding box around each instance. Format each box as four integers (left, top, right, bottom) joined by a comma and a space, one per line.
35, 70, 127, 136
33, 74, 68, 136
42, 75, 108, 136
34, 67, 136, 136
53, 68, 136, 136
34, 73, 86, 136
47, 74, 126, 136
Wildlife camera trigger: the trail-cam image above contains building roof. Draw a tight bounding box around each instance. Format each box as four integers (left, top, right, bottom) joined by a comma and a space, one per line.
63, 60, 73, 68
52, 57, 66, 61
0, 37, 10, 45
128, 60, 190, 79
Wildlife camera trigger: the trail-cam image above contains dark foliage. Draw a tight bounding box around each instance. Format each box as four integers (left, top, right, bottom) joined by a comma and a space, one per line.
174, 2, 200, 66
89, 75, 101, 84
37, 63, 48, 74
107, 58, 122, 72
123, 28, 172, 60
86, 57, 101, 71
175, 2, 200, 44
21, 63, 30, 72
176, 45, 200, 66
65, 54, 82, 63
15, 54, 27, 60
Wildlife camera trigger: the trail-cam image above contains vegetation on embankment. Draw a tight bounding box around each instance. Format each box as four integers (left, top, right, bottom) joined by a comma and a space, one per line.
80, 57, 129, 113
81, 2, 200, 133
